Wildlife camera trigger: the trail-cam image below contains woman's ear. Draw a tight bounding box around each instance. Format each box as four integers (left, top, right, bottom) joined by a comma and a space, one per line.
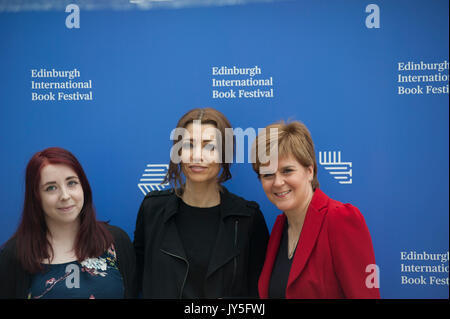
307, 165, 314, 182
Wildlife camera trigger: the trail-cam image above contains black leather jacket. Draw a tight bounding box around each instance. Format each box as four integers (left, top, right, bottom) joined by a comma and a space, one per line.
133, 187, 269, 298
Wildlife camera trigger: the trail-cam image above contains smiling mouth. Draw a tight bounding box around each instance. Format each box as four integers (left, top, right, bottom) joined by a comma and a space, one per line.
274, 190, 291, 198
189, 165, 208, 172
58, 205, 75, 212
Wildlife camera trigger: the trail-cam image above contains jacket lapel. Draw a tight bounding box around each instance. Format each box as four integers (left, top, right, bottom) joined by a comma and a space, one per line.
205, 217, 240, 278
159, 195, 187, 260
286, 189, 328, 289
206, 188, 250, 278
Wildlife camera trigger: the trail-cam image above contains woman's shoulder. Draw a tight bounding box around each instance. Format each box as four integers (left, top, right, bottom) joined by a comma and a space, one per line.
135, 189, 179, 230
0, 236, 26, 298
323, 194, 366, 229
223, 188, 262, 213
223, 190, 268, 234
144, 188, 175, 199
137, 189, 176, 216
224, 189, 262, 221
0, 236, 19, 272
140, 189, 175, 207
104, 224, 134, 256
0, 236, 17, 258
105, 224, 129, 240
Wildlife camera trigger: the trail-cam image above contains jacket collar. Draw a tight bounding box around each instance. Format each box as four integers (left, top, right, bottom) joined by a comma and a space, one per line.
218, 186, 253, 218
258, 188, 329, 298
162, 186, 251, 223
162, 191, 180, 223
287, 188, 329, 289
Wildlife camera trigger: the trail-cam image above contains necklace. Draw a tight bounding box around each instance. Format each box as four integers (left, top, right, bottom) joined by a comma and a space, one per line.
288, 233, 299, 259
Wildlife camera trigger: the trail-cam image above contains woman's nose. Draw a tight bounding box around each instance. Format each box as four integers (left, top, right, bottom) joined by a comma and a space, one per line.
192, 144, 203, 163
273, 173, 285, 187
59, 187, 71, 201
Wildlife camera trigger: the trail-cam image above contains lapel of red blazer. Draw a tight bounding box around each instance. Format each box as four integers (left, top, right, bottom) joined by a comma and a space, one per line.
286, 188, 329, 290
258, 214, 286, 299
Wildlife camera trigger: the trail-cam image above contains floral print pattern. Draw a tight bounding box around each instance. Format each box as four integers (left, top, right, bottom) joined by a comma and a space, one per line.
29, 244, 123, 299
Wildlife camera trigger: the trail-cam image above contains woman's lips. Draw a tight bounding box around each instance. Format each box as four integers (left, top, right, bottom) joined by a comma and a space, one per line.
274, 190, 291, 198
58, 205, 75, 212
189, 165, 207, 173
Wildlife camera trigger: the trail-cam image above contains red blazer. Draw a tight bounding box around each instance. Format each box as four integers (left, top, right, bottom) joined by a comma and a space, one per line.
258, 189, 380, 299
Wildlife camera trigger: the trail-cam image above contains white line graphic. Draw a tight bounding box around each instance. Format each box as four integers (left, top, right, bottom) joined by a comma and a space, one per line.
319, 151, 352, 185
138, 164, 170, 195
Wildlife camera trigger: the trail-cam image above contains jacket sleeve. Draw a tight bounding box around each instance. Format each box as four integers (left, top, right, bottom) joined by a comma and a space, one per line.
247, 205, 269, 298
108, 225, 138, 298
327, 204, 380, 299
0, 239, 18, 298
133, 198, 147, 295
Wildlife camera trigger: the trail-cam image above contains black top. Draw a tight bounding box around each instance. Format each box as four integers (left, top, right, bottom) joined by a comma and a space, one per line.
175, 200, 221, 298
269, 221, 296, 299
0, 224, 138, 299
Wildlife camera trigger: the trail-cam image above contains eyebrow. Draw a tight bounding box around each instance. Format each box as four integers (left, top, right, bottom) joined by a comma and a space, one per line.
260, 165, 296, 174
41, 176, 79, 187
183, 138, 216, 143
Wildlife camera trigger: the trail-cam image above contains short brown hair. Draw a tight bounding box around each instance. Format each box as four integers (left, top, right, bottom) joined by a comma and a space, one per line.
164, 107, 234, 195
252, 120, 319, 190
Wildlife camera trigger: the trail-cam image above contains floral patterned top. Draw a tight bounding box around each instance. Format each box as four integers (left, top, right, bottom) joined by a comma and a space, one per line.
28, 245, 124, 299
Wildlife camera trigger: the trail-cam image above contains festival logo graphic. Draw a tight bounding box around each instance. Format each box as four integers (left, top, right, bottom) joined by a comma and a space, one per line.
138, 164, 169, 195
319, 151, 352, 185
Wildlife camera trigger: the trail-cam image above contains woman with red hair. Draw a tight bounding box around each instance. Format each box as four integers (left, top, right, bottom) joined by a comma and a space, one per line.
0, 147, 137, 298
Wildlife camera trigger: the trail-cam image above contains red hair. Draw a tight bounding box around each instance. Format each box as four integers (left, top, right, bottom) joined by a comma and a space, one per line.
14, 147, 113, 273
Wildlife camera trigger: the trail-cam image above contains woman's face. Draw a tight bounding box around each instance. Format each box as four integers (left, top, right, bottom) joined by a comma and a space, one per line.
260, 155, 313, 215
180, 122, 221, 185
39, 164, 84, 227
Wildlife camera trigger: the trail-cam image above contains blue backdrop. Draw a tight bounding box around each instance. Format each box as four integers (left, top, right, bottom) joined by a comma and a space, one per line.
0, 0, 448, 299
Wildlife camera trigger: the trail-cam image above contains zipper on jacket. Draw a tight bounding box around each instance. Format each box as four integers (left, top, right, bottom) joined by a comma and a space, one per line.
160, 249, 189, 299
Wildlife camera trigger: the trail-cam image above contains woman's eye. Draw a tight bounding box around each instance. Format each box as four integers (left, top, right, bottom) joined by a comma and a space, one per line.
204, 143, 216, 151
261, 174, 274, 179
68, 180, 78, 187
182, 142, 193, 149
45, 185, 57, 192
283, 169, 293, 174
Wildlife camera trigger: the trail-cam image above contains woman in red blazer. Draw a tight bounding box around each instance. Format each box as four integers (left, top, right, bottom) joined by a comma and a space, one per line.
252, 121, 380, 299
